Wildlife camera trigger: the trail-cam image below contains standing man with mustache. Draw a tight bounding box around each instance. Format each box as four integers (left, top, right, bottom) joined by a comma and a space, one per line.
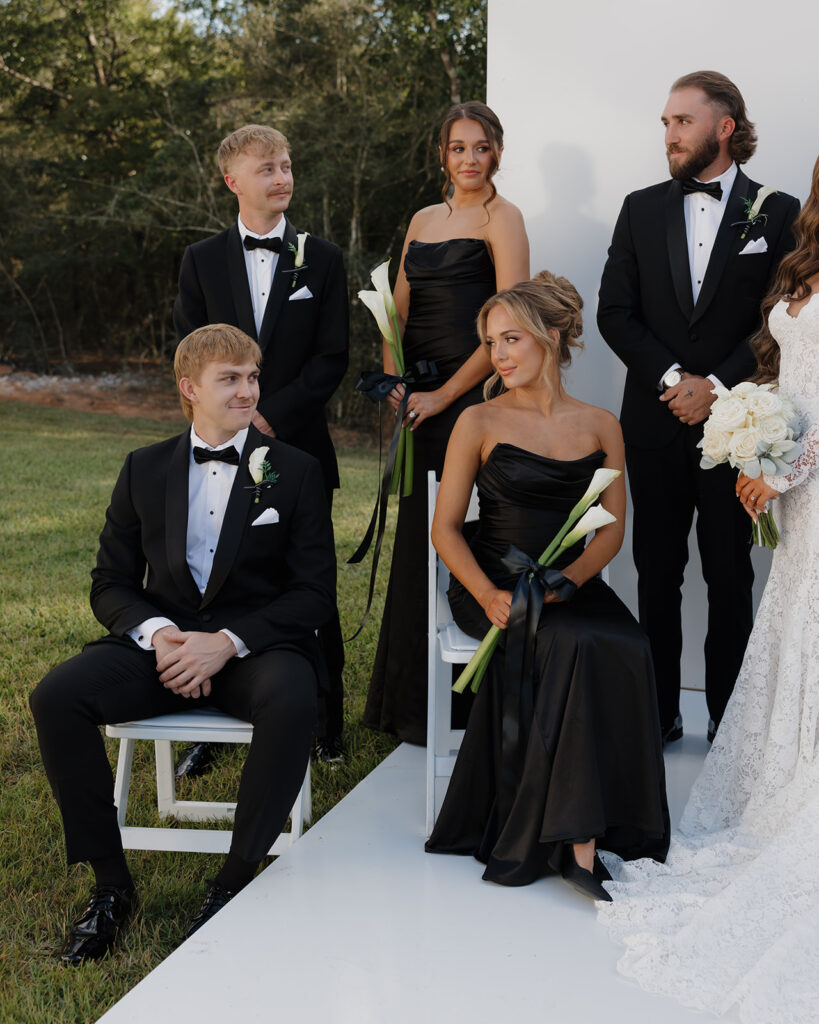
598, 71, 799, 745
174, 125, 349, 769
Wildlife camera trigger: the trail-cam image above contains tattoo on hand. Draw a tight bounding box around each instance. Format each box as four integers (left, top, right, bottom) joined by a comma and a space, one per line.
685, 389, 694, 398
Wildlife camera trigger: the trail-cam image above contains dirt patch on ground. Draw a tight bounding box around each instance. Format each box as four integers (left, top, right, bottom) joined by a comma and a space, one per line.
0, 360, 376, 448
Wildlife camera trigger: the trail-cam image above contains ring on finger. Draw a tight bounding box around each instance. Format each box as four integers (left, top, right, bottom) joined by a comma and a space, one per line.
408, 410, 417, 419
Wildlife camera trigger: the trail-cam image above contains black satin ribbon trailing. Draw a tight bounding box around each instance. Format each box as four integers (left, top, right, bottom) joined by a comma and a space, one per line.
496, 545, 577, 823
344, 361, 438, 642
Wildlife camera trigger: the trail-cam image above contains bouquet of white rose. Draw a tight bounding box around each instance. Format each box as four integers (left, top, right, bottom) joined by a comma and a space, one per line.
698, 381, 802, 548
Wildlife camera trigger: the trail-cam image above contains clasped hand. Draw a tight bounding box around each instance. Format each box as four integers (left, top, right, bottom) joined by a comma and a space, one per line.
152, 627, 237, 699
660, 373, 716, 425
481, 583, 564, 629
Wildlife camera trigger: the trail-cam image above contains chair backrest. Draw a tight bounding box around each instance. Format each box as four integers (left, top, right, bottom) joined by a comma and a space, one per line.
428, 472, 480, 638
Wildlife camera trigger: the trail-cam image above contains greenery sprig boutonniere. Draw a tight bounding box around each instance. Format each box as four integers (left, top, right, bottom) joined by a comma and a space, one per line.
286, 231, 310, 289
246, 446, 279, 503
732, 185, 778, 239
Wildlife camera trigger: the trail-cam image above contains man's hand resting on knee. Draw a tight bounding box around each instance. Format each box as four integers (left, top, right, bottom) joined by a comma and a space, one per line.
152, 626, 237, 698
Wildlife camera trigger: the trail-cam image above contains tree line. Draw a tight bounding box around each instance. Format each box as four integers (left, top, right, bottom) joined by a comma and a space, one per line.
0, 0, 486, 426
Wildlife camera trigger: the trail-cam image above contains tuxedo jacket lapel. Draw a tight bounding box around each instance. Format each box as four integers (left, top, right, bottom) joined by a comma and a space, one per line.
226, 224, 259, 340
665, 181, 694, 321
200, 442, 254, 609
165, 433, 203, 606
258, 220, 298, 352
691, 168, 750, 325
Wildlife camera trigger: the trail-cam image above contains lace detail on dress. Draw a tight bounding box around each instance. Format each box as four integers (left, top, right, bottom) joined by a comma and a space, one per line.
597, 292, 819, 1022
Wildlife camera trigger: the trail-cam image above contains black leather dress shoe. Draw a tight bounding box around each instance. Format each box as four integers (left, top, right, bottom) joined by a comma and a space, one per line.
707, 718, 717, 743
60, 885, 134, 965
313, 735, 344, 765
175, 741, 219, 780
561, 848, 613, 902
662, 714, 684, 745
184, 883, 237, 939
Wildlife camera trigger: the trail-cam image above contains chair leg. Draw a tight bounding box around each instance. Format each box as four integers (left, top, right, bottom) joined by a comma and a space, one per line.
155, 740, 176, 817
302, 762, 312, 826
113, 738, 136, 828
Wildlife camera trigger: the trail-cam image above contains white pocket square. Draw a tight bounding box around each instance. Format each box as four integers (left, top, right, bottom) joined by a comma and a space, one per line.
739, 236, 768, 255
289, 285, 313, 301
251, 507, 280, 526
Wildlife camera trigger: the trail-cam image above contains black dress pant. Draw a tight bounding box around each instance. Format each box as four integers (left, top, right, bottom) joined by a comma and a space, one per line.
30, 637, 316, 866
316, 484, 344, 741
626, 426, 754, 732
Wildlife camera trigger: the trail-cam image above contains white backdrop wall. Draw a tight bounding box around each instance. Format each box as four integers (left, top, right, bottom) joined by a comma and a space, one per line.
486, 0, 817, 690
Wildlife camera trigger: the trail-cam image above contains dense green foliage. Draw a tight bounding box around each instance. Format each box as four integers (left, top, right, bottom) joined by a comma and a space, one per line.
0, 400, 398, 1020
0, 0, 486, 425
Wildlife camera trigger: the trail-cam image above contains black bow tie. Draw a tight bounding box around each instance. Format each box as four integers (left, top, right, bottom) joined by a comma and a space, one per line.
243, 235, 283, 253
193, 445, 240, 465
681, 178, 723, 201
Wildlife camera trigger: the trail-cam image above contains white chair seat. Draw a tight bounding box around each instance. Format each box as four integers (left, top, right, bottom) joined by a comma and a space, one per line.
106, 707, 311, 856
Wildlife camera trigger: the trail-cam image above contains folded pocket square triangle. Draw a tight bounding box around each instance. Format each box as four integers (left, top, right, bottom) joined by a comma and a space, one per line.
252, 507, 279, 526
289, 285, 313, 301
740, 237, 768, 255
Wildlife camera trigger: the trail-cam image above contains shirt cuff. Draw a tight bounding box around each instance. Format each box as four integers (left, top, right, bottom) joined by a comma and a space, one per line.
707, 373, 724, 390
128, 617, 176, 651
221, 628, 249, 658
659, 362, 682, 390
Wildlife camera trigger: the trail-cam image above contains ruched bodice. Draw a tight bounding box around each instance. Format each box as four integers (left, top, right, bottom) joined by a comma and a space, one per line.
471, 445, 606, 583
402, 239, 495, 384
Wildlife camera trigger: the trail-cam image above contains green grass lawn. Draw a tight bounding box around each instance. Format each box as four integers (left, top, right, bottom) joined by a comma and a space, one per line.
0, 401, 398, 1022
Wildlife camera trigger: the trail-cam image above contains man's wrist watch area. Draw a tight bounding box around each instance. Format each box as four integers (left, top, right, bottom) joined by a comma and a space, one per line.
661, 368, 683, 390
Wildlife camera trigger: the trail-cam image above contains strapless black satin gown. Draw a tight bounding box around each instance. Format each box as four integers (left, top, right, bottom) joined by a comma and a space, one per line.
364, 239, 496, 744
426, 445, 670, 885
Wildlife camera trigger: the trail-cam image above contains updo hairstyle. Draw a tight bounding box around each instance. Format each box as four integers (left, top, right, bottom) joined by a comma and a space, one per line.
477, 270, 584, 398
439, 100, 504, 211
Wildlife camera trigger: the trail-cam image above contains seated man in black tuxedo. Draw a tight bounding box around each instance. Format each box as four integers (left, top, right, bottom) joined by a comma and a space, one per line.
30, 323, 336, 964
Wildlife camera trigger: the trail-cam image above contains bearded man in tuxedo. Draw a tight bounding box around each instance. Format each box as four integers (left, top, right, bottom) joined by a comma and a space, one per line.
598, 70, 799, 744
174, 124, 348, 766
30, 324, 336, 962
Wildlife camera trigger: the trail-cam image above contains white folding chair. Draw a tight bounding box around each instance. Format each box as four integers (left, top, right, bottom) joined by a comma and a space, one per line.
426, 470, 480, 837
106, 708, 311, 855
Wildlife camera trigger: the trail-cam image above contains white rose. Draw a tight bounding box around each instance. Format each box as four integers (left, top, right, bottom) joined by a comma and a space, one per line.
756, 415, 789, 445
746, 389, 781, 417
709, 395, 748, 431
729, 427, 762, 465
700, 425, 732, 462
731, 381, 757, 398
248, 445, 269, 484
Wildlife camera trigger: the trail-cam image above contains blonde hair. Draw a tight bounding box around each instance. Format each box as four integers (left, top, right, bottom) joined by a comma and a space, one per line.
217, 124, 290, 175
477, 270, 584, 398
174, 324, 262, 420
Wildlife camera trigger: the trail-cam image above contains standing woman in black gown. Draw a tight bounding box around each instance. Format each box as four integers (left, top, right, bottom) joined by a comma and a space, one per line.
426, 273, 669, 899
364, 101, 530, 745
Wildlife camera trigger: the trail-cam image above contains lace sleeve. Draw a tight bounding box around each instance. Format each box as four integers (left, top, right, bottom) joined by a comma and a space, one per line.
763, 422, 819, 493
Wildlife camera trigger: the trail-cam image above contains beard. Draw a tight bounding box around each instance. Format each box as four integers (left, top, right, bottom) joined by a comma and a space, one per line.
667, 130, 721, 181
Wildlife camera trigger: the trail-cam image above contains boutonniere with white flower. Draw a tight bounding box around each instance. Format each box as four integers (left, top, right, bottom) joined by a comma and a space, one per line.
286, 232, 309, 289
246, 446, 280, 503
732, 185, 778, 240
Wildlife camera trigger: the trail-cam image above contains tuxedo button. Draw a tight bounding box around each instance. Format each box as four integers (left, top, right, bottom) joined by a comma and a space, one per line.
201, 612, 213, 622
690, 331, 699, 342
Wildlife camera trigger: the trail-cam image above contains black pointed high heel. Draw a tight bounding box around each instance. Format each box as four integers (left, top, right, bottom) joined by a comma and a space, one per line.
561, 847, 613, 902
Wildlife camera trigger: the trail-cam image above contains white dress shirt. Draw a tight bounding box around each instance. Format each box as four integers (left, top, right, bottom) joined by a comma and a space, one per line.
660, 163, 738, 391
237, 214, 287, 337
128, 425, 250, 657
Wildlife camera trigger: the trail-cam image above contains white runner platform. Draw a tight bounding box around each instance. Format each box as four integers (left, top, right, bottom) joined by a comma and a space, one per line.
99, 689, 717, 1024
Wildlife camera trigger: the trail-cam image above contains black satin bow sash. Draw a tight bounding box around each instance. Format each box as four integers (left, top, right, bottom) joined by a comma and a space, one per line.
345, 361, 438, 642
496, 545, 577, 823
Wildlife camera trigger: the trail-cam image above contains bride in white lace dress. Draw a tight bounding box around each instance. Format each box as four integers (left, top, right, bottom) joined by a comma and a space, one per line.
598, 156, 819, 1024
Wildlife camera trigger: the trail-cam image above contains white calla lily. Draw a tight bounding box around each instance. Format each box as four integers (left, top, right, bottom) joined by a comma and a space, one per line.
294, 232, 309, 267
748, 185, 777, 221
574, 467, 621, 512
248, 446, 269, 484
560, 505, 617, 548
370, 260, 397, 319
358, 288, 392, 339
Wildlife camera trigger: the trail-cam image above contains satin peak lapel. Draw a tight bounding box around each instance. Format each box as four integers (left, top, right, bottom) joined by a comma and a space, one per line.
200, 453, 253, 608
165, 433, 202, 606
665, 181, 694, 320
692, 169, 750, 325
258, 220, 298, 352
226, 224, 258, 341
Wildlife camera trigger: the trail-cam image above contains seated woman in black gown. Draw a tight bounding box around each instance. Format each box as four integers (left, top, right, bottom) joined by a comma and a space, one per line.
365, 101, 530, 745
426, 272, 670, 901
